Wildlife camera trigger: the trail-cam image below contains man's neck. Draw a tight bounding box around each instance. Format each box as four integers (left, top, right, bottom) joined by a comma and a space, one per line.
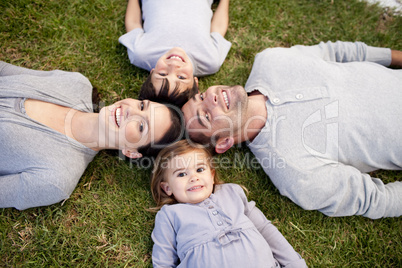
241, 90, 268, 143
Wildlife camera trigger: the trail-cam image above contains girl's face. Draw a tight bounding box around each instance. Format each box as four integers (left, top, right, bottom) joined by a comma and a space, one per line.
151, 47, 196, 96
98, 98, 173, 158
161, 150, 215, 204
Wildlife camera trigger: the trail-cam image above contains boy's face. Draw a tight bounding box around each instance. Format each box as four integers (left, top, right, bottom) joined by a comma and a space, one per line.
151, 47, 196, 96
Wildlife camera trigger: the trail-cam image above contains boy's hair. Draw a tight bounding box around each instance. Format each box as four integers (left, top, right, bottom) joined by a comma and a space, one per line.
137, 105, 184, 158
139, 74, 198, 108
150, 139, 223, 212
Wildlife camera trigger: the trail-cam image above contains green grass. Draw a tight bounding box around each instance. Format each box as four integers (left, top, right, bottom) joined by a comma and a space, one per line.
1, 0, 401, 267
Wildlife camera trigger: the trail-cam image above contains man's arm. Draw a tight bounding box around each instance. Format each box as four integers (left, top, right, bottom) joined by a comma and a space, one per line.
266, 161, 402, 219
124, 0, 142, 33
210, 0, 230, 37
293, 41, 393, 66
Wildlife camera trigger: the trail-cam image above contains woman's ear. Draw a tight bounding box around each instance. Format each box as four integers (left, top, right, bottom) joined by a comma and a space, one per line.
122, 149, 143, 159
160, 182, 172, 196
194, 77, 199, 87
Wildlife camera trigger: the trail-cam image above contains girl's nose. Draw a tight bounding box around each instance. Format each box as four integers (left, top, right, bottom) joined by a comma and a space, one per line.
189, 174, 199, 182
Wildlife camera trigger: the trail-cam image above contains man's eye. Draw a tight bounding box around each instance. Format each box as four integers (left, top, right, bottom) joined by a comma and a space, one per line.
200, 93, 204, 101
178, 172, 186, 177
205, 114, 210, 121
178, 75, 186, 79
139, 122, 144, 132
197, 168, 205, 172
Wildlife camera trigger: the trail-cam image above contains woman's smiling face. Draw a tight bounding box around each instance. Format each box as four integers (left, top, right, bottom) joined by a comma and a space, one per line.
99, 98, 173, 156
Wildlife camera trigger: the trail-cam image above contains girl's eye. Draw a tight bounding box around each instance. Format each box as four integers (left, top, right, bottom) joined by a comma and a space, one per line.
139, 122, 144, 132
178, 172, 186, 177
197, 168, 205, 172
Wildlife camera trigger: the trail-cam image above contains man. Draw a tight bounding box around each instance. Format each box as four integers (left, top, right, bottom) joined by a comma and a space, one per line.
182, 41, 402, 219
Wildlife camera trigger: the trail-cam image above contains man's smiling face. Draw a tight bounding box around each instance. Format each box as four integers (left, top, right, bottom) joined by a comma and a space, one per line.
181, 85, 248, 145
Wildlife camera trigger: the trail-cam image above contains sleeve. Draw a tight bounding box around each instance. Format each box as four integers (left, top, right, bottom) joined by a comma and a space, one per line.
0, 172, 70, 210
209, 32, 232, 72
268, 161, 402, 219
151, 208, 180, 267
118, 28, 147, 67
234, 185, 307, 268
292, 41, 392, 66
0, 61, 52, 76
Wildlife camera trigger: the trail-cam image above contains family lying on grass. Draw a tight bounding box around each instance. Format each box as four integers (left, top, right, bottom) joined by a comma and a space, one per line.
1, 0, 402, 266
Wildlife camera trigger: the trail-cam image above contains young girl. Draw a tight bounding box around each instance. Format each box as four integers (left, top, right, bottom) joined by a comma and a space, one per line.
119, 0, 231, 107
150, 140, 307, 267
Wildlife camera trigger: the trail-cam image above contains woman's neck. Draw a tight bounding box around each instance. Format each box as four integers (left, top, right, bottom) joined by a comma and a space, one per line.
67, 110, 102, 151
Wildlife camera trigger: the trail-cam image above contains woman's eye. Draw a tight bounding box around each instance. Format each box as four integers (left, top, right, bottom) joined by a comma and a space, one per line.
197, 168, 205, 172
159, 73, 166, 77
178, 172, 186, 177
140, 101, 144, 111
205, 114, 209, 121
139, 122, 144, 132
200, 93, 204, 101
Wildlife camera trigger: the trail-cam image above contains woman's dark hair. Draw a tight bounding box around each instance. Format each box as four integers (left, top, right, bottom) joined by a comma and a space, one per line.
139, 74, 198, 108
137, 104, 185, 158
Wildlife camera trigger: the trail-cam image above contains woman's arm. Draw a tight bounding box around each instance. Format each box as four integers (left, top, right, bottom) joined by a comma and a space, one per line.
210, 0, 230, 37
124, 0, 143, 33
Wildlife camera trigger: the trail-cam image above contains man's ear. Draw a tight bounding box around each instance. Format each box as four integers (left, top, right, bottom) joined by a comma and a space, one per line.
122, 149, 143, 159
150, 69, 154, 74
215, 137, 234, 154
160, 182, 172, 196
194, 77, 199, 87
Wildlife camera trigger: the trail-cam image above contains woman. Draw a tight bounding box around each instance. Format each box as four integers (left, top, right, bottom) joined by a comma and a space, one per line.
0, 61, 183, 210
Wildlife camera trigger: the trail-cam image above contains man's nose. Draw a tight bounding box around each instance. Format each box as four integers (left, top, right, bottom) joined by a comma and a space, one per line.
206, 91, 218, 107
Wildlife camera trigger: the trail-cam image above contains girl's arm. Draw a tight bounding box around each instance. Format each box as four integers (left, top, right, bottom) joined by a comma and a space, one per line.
151, 209, 180, 267
124, 0, 142, 32
236, 186, 307, 267
210, 0, 230, 37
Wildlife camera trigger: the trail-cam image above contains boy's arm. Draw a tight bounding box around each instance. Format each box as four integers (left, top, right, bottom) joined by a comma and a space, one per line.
210, 0, 230, 37
124, 0, 142, 32
390, 50, 402, 68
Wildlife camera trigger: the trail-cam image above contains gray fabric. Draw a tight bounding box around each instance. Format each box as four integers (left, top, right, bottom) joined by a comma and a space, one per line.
246, 41, 402, 219
118, 0, 232, 76
152, 183, 306, 267
0, 61, 98, 210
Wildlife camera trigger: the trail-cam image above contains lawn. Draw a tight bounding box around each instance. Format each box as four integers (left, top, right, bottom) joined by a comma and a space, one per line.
1, 0, 401, 267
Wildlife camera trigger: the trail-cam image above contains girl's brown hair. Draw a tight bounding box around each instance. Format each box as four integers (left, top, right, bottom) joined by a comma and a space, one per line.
150, 140, 223, 212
